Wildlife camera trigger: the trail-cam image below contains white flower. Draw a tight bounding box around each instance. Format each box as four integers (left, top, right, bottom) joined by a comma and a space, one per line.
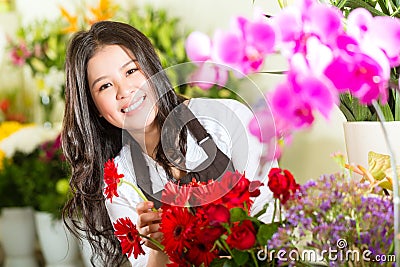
44, 67, 65, 94
0, 123, 61, 158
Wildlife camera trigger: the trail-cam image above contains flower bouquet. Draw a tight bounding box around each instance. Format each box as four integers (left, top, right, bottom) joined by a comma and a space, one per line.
0, 125, 70, 219
104, 158, 302, 266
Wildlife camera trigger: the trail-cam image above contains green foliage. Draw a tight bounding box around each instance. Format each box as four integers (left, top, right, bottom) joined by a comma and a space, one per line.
0, 136, 71, 219
14, 19, 68, 76
123, 6, 191, 96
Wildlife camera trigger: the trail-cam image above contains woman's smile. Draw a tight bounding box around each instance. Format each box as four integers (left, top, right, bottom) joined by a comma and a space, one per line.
122, 95, 146, 114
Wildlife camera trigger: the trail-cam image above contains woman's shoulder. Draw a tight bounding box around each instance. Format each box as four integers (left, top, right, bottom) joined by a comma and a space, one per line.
113, 145, 133, 177
188, 97, 251, 116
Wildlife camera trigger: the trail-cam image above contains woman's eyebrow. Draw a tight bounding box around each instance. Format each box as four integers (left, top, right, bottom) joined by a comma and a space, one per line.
91, 60, 138, 89
91, 75, 107, 89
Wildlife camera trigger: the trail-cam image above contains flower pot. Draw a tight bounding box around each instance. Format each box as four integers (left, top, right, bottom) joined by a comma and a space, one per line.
34, 211, 82, 267
0, 207, 38, 267
343, 121, 400, 177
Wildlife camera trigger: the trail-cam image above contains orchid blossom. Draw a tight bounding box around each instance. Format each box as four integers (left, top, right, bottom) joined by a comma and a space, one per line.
185, 0, 400, 160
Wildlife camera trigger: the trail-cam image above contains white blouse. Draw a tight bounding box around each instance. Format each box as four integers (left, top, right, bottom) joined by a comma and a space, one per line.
105, 97, 277, 266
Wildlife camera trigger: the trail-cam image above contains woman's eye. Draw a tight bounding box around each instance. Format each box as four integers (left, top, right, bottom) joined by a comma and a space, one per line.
99, 83, 112, 91
126, 68, 138, 76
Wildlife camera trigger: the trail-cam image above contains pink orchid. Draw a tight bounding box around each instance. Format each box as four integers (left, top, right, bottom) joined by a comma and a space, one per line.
188, 62, 229, 90
185, 31, 212, 62
347, 8, 400, 67
324, 45, 388, 104
271, 0, 343, 56
212, 16, 275, 75
269, 66, 336, 130
248, 108, 277, 144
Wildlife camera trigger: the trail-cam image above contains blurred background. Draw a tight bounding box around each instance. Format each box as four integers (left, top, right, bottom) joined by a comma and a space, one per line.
0, 0, 347, 266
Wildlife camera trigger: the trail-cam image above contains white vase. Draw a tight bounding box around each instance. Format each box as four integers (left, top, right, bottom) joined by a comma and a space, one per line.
0, 207, 38, 267
343, 121, 400, 176
34, 211, 82, 267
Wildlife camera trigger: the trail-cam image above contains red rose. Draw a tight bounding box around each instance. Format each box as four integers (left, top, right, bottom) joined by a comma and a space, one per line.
267, 168, 299, 204
226, 220, 256, 250
220, 171, 253, 209
204, 204, 230, 226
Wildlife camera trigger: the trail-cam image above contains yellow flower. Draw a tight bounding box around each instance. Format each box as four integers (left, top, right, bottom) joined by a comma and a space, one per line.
0, 149, 5, 170
87, 0, 118, 25
59, 6, 79, 34
0, 121, 26, 141
0, 121, 29, 170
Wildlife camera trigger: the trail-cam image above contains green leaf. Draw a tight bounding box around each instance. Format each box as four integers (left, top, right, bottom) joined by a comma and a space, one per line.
395, 89, 400, 121
230, 207, 249, 222
379, 103, 394, 121
223, 259, 239, 267
257, 223, 279, 245
342, 0, 387, 16
29, 58, 47, 74
368, 151, 391, 180
210, 257, 229, 267
232, 249, 250, 265
377, 0, 391, 15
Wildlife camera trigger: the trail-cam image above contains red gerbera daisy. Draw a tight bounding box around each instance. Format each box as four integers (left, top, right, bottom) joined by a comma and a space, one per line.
103, 158, 124, 202
113, 217, 145, 259
184, 240, 218, 267
160, 205, 196, 254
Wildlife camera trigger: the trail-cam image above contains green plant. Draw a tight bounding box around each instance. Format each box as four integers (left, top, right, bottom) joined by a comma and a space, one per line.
0, 133, 71, 219
330, 0, 400, 121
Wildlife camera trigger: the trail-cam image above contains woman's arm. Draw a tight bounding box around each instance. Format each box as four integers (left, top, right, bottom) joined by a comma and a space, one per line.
147, 250, 170, 267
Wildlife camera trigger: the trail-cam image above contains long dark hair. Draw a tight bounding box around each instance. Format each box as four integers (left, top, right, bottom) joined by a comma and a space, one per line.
61, 20, 186, 266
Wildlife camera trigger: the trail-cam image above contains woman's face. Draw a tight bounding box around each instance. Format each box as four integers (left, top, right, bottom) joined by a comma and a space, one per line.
87, 45, 157, 132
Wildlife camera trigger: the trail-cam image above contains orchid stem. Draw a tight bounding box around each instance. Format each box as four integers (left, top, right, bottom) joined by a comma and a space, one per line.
372, 100, 400, 266
121, 180, 158, 212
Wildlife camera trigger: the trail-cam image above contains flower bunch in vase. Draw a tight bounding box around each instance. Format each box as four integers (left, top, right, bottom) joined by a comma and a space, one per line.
269, 170, 394, 266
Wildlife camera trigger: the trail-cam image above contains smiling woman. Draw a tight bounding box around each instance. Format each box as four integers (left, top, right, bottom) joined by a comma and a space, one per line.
87, 45, 158, 133
61, 20, 276, 267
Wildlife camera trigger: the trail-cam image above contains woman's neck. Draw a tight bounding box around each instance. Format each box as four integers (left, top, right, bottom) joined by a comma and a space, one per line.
129, 122, 160, 159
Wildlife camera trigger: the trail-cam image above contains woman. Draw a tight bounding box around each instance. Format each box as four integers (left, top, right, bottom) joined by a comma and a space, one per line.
62, 20, 275, 267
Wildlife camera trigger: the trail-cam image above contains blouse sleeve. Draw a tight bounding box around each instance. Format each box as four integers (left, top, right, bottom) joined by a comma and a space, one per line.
104, 151, 150, 267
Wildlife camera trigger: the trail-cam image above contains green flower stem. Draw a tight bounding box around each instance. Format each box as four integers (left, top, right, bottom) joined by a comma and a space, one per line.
250, 250, 260, 267
372, 100, 400, 265
218, 239, 234, 257
139, 233, 165, 251
121, 180, 158, 212
271, 198, 277, 224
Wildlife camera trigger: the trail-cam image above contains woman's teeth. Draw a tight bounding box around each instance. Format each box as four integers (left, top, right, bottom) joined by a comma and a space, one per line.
123, 96, 145, 113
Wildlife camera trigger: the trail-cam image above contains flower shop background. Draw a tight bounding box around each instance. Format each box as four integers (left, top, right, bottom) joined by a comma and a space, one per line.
0, 0, 349, 266
0, 0, 348, 182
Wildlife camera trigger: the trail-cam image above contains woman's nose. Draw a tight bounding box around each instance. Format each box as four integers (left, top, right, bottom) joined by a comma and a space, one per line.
116, 82, 134, 100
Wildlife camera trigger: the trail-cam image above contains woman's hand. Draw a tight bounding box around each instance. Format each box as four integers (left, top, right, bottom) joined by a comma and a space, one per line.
136, 201, 163, 251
